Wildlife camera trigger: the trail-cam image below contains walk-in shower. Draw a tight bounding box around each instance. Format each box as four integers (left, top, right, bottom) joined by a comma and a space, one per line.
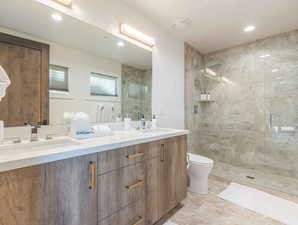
185, 30, 298, 196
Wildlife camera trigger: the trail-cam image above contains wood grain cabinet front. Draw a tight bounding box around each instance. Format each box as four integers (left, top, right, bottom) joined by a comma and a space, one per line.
43, 154, 98, 225
0, 165, 46, 225
98, 144, 147, 175
146, 136, 188, 225
98, 162, 146, 221
99, 199, 146, 225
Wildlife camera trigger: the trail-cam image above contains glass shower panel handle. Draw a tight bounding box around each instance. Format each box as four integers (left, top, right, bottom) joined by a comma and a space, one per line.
268, 112, 273, 129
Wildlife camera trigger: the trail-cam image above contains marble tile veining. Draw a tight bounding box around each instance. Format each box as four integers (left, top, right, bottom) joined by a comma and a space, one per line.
185, 30, 298, 196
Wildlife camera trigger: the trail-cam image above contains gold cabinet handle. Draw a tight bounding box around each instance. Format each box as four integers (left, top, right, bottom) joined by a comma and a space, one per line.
131, 216, 143, 225
89, 161, 96, 190
127, 152, 145, 159
126, 180, 145, 190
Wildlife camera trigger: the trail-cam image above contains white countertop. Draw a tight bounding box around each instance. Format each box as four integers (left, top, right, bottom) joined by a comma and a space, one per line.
0, 128, 189, 173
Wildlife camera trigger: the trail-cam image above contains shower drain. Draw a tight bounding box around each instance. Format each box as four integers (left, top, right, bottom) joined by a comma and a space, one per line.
246, 175, 255, 180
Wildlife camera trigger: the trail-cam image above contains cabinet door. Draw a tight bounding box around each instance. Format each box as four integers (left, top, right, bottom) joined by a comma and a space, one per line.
44, 154, 98, 225
175, 135, 187, 202
159, 137, 187, 217
165, 138, 179, 209
159, 140, 176, 216
0, 165, 46, 225
146, 150, 160, 225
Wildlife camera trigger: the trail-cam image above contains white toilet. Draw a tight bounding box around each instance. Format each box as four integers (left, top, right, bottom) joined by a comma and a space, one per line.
187, 153, 214, 194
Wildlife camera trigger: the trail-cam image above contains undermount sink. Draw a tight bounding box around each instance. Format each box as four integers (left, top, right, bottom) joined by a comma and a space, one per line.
0, 138, 81, 154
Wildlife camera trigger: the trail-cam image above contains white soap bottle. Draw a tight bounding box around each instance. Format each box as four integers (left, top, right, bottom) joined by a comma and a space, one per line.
202, 90, 206, 101
152, 114, 157, 129
124, 114, 131, 130
207, 92, 211, 101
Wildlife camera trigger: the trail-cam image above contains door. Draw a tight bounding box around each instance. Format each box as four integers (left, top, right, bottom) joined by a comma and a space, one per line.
43, 154, 98, 225
0, 165, 46, 225
0, 32, 49, 126
263, 39, 298, 191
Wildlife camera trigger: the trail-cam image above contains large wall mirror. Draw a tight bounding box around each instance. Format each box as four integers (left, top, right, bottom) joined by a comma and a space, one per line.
0, 0, 152, 127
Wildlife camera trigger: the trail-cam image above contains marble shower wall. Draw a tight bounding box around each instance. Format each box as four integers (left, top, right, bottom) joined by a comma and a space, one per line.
121, 65, 152, 120
184, 43, 204, 153
185, 30, 298, 180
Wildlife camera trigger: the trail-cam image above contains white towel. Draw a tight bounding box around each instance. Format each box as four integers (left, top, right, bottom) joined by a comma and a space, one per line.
0, 65, 11, 101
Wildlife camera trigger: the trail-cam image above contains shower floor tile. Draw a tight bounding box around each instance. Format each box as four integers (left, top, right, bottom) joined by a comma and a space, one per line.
212, 162, 298, 197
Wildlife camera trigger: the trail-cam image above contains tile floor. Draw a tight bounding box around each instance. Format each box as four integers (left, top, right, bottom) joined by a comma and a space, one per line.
212, 162, 298, 197
165, 175, 298, 225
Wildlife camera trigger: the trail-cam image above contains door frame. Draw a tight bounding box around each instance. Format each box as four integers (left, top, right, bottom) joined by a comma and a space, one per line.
0, 32, 50, 125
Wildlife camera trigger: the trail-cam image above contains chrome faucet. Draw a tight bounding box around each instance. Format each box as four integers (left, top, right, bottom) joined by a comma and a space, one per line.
25, 122, 41, 142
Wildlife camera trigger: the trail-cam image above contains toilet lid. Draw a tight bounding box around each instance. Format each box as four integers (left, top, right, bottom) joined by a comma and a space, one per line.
188, 153, 213, 165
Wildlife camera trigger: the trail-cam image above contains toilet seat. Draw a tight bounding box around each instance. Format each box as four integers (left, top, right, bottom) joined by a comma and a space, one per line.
188, 153, 213, 165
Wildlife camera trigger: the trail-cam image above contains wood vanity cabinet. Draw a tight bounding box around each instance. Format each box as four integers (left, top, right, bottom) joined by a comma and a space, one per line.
0, 135, 187, 225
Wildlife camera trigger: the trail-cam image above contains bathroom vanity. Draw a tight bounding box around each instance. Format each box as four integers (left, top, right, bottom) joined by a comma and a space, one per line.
0, 129, 188, 225
0, 2, 188, 225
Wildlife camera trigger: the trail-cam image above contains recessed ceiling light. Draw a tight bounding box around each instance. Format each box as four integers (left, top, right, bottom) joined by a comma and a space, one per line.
244, 25, 256, 32
52, 14, 63, 22
117, 41, 125, 47
260, 54, 271, 58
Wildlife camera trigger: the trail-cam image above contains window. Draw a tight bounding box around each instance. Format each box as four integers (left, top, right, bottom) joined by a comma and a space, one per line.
90, 73, 118, 96
49, 65, 69, 92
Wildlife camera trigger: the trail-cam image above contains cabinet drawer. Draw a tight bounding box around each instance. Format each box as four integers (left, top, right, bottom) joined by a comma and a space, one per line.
99, 199, 145, 225
98, 144, 147, 175
98, 163, 145, 220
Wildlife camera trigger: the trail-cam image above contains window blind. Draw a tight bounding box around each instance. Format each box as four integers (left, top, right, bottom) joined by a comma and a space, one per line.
49, 65, 69, 92
90, 73, 118, 96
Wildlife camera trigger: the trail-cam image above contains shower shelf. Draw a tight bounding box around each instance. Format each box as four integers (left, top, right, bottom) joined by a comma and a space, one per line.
198, 100, 215, 103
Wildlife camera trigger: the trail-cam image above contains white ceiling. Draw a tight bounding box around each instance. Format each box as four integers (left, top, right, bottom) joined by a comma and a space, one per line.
0, 0, 152, 69
121, 0, 298, 53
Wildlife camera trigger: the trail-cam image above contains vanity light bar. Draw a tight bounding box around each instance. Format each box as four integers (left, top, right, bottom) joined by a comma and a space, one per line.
120, 23, 155, 48
52, 0, 72, 7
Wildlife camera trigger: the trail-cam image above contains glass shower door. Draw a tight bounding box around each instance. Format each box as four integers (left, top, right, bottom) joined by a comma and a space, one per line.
263, 33, 298, 195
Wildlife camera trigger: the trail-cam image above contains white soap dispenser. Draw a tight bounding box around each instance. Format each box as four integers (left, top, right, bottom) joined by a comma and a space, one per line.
124, 114, 131, 130
152, 114, 157, 129
207, 92, 211, 101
